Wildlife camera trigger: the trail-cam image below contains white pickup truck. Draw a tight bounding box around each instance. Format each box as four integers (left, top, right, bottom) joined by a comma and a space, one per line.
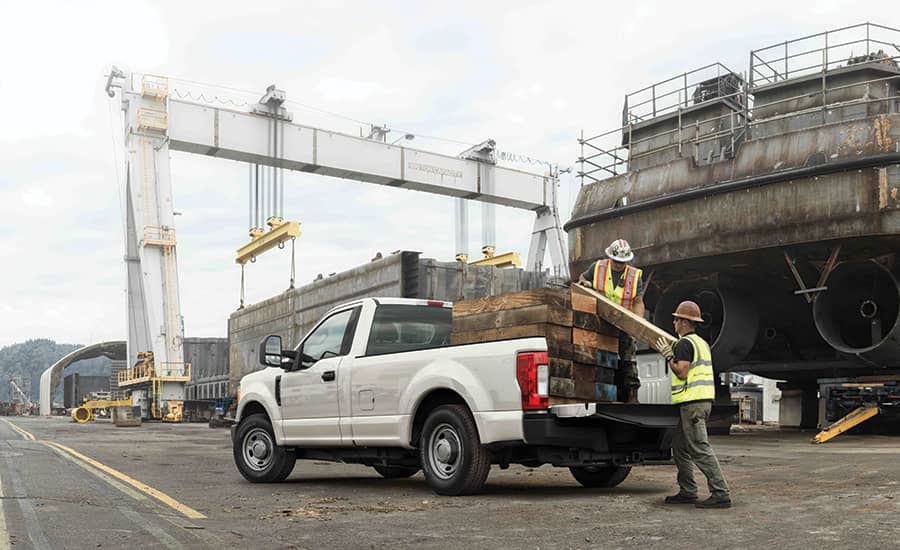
232, 297, 680, 495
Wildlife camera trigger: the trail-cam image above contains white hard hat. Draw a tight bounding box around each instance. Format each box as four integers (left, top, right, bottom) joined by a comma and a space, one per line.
605, 238, 634, 263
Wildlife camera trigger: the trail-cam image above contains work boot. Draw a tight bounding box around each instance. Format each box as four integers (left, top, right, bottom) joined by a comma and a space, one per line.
625, 387, 640, 404
664, 493, 698, 505
695, 496, 732, 509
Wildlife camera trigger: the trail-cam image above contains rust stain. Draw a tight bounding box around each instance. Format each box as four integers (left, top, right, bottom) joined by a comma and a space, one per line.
874, 115, 893, 152
879, 167, 888, 210
574, 228, 583, 260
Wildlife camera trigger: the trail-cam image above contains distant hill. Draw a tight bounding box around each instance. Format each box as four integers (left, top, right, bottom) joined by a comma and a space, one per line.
0, 339, 111, 404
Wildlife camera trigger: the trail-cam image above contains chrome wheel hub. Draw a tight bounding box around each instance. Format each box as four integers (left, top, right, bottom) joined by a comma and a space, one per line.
242, 427, 275, 471
428, 423, 462, 480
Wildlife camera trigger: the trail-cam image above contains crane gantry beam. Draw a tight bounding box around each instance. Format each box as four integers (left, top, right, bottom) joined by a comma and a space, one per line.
166, 99, 551, 211
107, 69, 569, 389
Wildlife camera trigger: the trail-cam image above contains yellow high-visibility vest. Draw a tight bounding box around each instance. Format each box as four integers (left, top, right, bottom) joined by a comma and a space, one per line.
671, 333, 715, 404
592, 259, 642, 311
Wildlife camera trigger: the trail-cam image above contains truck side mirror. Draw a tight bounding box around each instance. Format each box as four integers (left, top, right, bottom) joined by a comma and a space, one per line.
259, 335, 284, 368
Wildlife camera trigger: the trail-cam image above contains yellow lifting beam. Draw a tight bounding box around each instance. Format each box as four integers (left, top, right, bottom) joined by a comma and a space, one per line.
812, 405, 880, 444
469, 251, 521, 268
236, 220, 301, 265
72, 397, 133, 423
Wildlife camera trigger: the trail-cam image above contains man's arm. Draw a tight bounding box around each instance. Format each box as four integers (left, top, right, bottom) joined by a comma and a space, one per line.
671, 359, 690, 380
670, 339, 693, 379
577, 261, 596, 287
633, 295, 645, 318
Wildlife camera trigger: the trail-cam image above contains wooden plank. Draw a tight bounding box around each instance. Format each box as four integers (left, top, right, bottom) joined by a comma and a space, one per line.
451, 323, 573, 356
452, 303, 573, 332
452, 288, 569, 317
572, 311, 618, 336
595, 366, 616, 385
571, 284, 676, 351
571, 290, 597, 313
573, 345, 597, 365
549, 358, 573, 379
595, 383, 618, 402
572, 327, 618, 352
572, 363, 596, 386
452, 304, 550, 332
549, 377, 575, 398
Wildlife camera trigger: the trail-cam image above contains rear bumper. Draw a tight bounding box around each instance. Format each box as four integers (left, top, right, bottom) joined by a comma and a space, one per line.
522, 404, 679, 461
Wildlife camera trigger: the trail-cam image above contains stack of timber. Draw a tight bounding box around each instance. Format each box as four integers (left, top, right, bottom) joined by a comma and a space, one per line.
451, 288, 622, 402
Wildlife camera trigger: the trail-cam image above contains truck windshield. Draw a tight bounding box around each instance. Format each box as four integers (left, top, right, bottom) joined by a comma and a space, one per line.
365, 304, 452, 356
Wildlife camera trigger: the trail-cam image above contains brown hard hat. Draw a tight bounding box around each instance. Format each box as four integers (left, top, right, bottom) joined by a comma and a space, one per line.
673, 300, 704, 322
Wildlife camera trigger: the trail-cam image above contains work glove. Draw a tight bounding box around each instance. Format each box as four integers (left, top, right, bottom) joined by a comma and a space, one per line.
656, 337, 674, 361
577, 279, 592, 288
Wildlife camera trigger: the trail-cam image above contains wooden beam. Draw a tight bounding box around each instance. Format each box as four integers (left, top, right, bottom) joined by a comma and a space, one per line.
571, 284, 675, 352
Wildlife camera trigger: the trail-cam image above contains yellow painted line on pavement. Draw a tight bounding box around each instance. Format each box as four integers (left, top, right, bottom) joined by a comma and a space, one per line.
45, 443, 148, 502
1, 419, 36, 441
43, 441, 206, 520
0, 473, 11, 550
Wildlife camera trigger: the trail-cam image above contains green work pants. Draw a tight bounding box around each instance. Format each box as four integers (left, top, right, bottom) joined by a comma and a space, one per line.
672, 400, 730, 499
618, 333, 640, 389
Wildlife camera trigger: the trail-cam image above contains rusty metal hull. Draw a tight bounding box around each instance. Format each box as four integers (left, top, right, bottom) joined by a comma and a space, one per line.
569, 115, 900, 381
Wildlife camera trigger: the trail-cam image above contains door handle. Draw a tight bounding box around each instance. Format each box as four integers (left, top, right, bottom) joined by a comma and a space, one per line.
321, 370, 336, 382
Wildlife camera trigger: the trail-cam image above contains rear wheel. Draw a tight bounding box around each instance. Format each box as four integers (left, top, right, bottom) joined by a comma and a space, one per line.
233, 413, 296, 483
569, 465, 631, 488
419, 404, 491, 496
372, 465, 419, 479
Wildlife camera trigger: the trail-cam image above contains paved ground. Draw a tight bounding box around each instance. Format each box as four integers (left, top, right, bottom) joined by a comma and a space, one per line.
1, 417, 898, 550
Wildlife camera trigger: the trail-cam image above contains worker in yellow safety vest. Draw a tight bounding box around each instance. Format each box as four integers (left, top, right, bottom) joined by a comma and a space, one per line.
656, 301, 732, 509
577, 238, 644, 403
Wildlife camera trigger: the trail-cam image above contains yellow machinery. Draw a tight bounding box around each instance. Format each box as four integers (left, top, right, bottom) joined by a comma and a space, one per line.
71, 396, 133, 423
812, 405, 881, 444
117, 351, 190, 422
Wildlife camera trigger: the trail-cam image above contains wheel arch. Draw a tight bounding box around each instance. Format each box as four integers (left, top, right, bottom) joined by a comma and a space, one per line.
409, 388, 473, 447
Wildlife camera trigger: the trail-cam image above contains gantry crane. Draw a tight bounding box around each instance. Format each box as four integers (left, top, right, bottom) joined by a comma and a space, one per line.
104, 68, 569, 416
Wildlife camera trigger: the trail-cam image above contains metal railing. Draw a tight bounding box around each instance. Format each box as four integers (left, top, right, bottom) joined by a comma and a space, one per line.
143, 225, 177, 247
117, 362, 191, 386
751, 22, 900, 87
579, 23, 900, 186
623, 63, 744, 123
579, 67, 747, 182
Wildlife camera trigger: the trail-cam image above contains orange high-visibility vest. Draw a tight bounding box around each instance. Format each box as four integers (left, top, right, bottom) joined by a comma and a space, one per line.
592, 259, 642, 311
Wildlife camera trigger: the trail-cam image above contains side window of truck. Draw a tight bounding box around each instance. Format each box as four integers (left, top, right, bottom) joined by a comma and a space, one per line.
365, 304, 452, 356
298, 307, 360, 367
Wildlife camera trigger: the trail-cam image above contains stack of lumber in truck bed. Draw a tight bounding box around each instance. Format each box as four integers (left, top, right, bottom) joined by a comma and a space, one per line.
451, 288, 622, 402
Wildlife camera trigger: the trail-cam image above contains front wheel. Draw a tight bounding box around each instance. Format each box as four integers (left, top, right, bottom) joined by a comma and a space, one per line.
569, 465, 631, 488
419, 404, 491, 496
373, 465, 419, 479
233, 413, 296, 483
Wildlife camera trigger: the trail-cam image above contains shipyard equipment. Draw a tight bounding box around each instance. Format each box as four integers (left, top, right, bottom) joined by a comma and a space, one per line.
571, 23, 900, 427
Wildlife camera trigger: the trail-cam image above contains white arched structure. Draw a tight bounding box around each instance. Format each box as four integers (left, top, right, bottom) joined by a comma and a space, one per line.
39, 341, 126, 415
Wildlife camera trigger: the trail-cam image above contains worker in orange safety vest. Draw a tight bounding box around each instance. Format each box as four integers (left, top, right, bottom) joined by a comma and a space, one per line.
577, 238, 644, 403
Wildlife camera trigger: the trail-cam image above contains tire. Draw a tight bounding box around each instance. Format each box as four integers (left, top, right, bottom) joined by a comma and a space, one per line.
233, 413, 296, 483
569, 465, 631, 488
373, 465, 419, 479
419, 404, 491, 496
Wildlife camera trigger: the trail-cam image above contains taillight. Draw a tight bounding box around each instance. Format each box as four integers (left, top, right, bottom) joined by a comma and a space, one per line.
516, 352, 549, 410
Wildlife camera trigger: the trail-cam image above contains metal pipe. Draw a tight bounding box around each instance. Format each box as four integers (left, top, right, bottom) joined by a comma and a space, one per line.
564, 151, 900, 232
813, 260, 900, 365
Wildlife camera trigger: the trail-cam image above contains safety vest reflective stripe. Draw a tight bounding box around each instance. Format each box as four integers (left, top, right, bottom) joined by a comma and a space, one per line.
671, 333, 715, 404
591, 260, 642, 310
671, 379, 716, 392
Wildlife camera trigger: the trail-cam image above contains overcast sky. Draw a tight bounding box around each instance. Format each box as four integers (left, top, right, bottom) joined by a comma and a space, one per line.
0, 1, 881, 346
